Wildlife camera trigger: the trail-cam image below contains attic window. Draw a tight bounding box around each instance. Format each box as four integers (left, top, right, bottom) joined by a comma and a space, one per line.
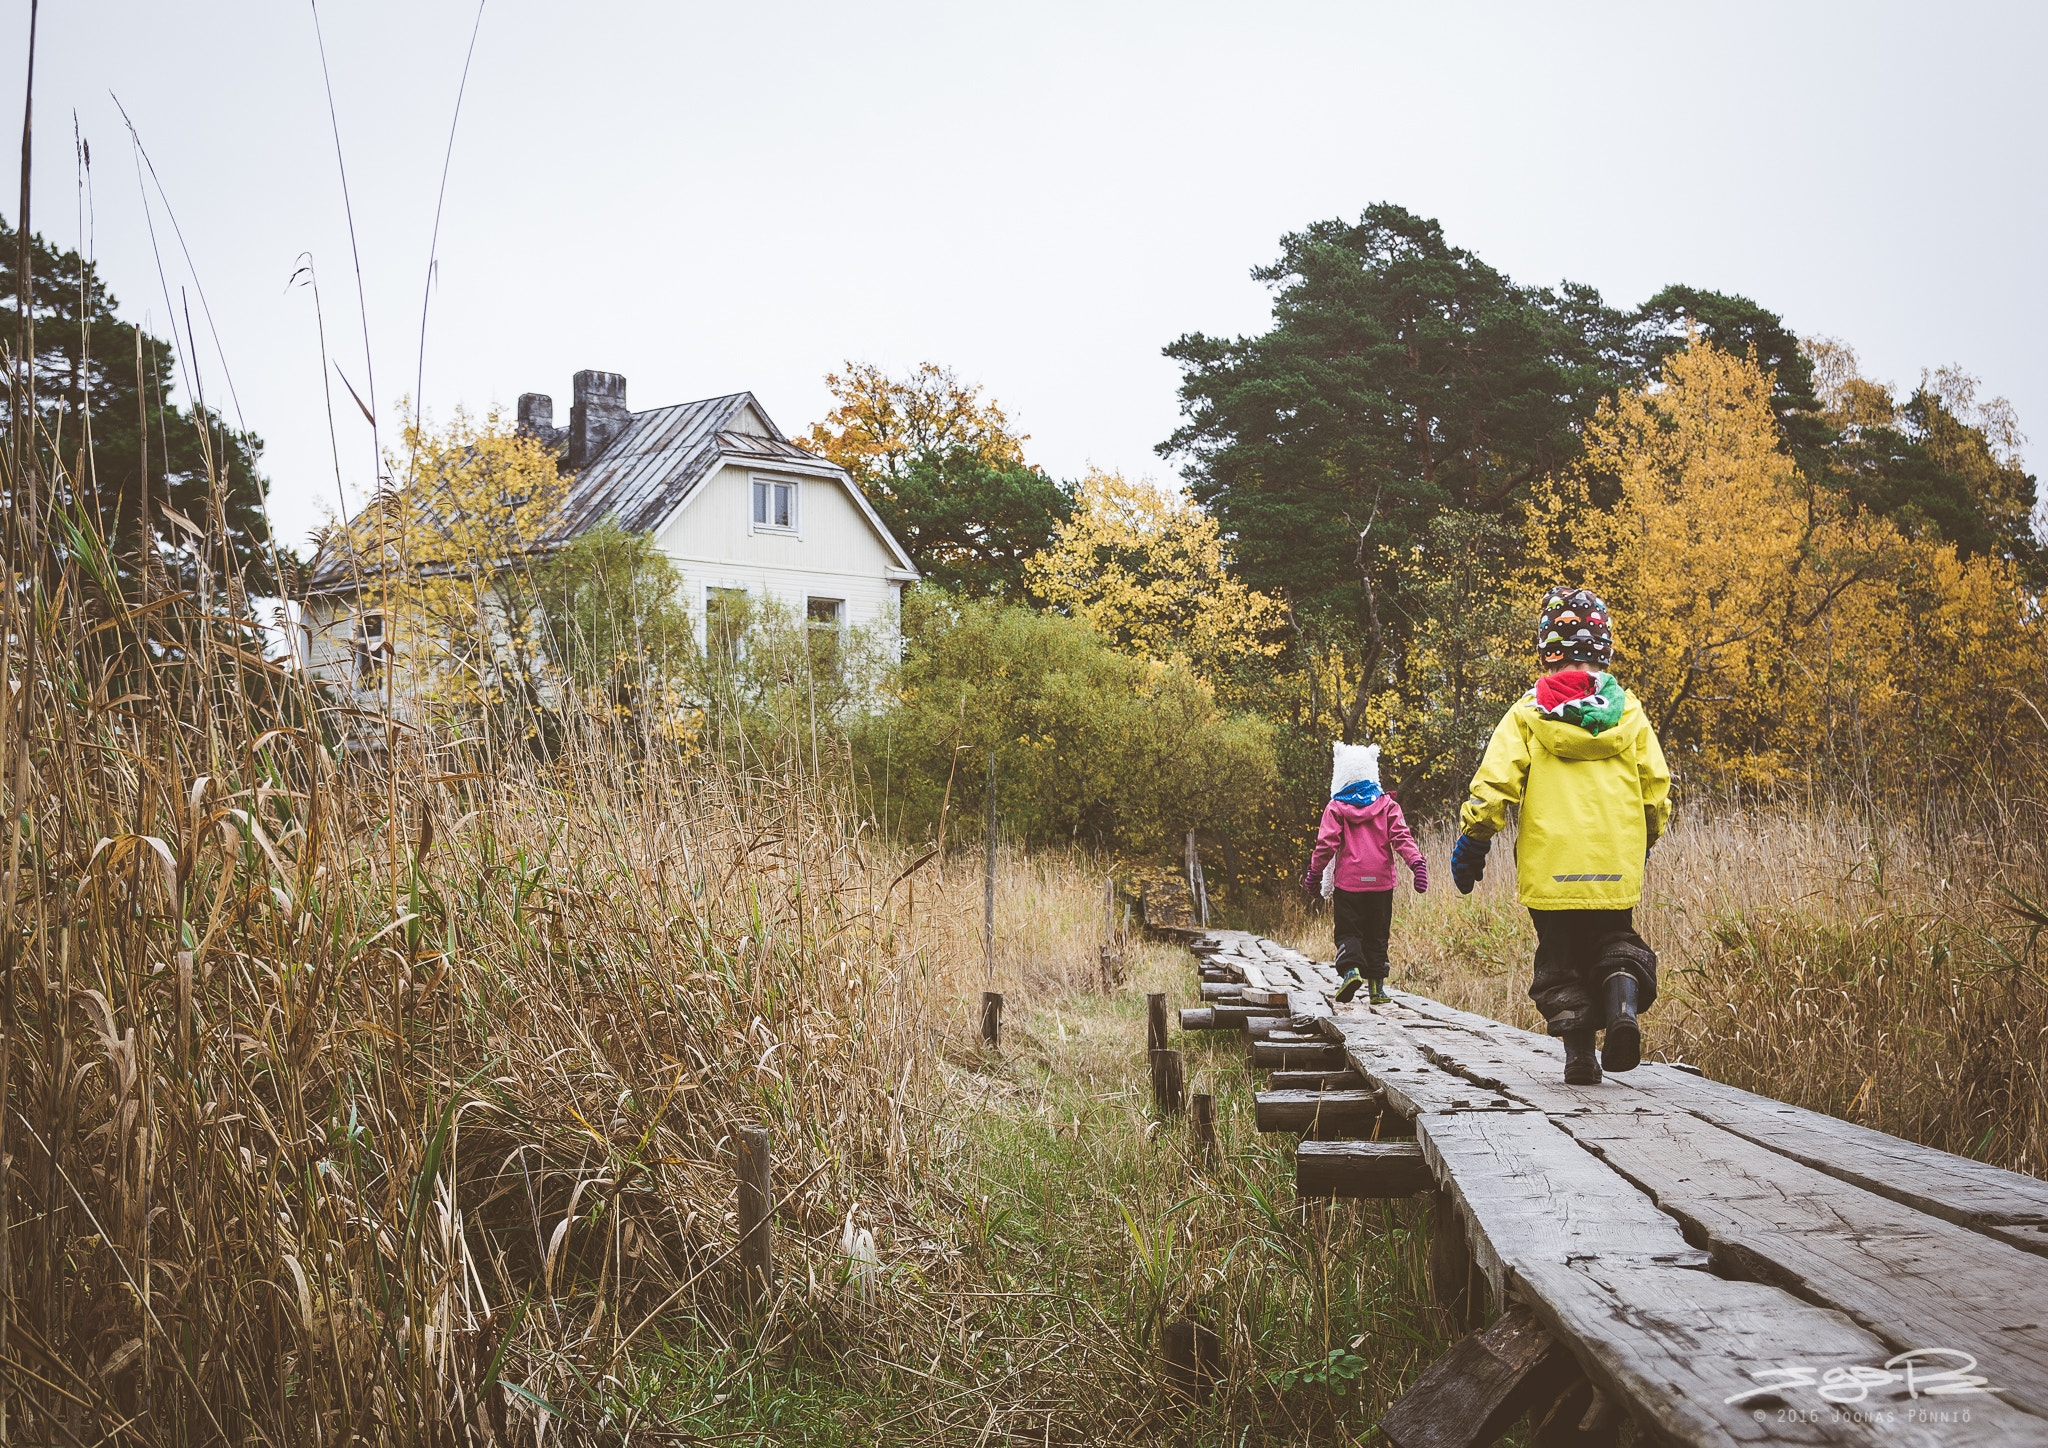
752, 478, 797, 533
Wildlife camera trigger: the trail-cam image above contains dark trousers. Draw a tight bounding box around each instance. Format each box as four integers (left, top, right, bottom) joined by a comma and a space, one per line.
1528, 908, 1659, 1037
1333, 888, 1394, 980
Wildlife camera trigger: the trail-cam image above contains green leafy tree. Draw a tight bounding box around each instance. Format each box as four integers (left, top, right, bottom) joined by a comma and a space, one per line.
1805, 341, 2040, 581
1160, 204, 1629, 633
806, 362, 1072, 598
540, 522, 699, 719
0, 214, 275, 597
857, 591, 1277, 858
1631, 285, 1830, 465
880, 444, 1073, 597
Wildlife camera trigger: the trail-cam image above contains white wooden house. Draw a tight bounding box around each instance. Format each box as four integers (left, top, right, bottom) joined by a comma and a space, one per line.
300, 371, 919, 695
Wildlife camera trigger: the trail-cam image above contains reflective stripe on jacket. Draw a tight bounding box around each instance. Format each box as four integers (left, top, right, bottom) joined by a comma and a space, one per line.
1457, 686, 1673, 910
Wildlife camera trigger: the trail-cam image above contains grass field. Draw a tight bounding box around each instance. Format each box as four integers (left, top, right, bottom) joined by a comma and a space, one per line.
8, 510, 2045, 1441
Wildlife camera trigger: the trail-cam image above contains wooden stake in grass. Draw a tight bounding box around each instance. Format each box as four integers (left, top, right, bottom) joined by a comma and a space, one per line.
982, 750, 996, 985
981, 991, 1003, 1050
736, 1128, 773, 1301
1151, 1048, 1184, 1117
1191, 1093, 1217, 1162
1145, 991, 1168, 1055
1161, 1317, 1222, 1405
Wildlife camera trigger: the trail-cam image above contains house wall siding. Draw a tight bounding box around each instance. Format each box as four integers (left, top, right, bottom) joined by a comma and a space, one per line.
651, 462, 904, 637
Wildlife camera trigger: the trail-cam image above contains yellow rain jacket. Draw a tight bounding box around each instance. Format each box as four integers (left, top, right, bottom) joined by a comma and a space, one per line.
1457, 685, 1673, 910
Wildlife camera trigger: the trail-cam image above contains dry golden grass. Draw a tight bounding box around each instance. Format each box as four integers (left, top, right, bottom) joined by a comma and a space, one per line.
1258, 803, 2048, 1177
1, 505, 1454, 1446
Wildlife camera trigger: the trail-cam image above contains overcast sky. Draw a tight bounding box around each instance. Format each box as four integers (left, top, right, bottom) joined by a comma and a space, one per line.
5, 1, 2043, 555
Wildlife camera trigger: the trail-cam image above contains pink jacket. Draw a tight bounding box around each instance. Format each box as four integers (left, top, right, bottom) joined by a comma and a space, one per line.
1309, 795, 1428, 893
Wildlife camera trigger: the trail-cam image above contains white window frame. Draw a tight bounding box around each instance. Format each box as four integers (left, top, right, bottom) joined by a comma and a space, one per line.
749, 474, 801, 537
704, 583, 750, 657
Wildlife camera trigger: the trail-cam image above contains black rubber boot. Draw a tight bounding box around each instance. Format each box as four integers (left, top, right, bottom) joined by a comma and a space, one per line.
1562, 1029, 1602, 1085
1601, 972, 1641, 1073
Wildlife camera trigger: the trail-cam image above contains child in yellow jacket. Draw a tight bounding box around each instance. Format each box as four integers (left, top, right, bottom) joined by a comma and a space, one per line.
1448, 587, 1673, 1084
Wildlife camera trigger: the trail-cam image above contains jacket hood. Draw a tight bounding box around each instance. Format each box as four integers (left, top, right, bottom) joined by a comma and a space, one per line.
1521, 690, 1645, 761
1327, 794, 1398, 824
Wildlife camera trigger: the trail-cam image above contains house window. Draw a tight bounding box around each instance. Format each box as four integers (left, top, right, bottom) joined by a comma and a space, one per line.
752, 478, 797, 532
806, 598, 844, 680
353, 610, 385, 687
706, 586, 748, 661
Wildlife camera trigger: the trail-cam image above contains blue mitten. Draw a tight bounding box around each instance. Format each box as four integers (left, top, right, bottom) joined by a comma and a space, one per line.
1450, 834, 1491, 895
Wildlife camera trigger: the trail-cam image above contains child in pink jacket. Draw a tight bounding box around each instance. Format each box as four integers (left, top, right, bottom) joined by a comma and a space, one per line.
1303, 743, 1428, 1003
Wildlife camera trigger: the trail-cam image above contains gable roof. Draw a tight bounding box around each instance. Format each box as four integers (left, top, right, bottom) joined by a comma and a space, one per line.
306, 390, 919, 595
548, 391, 766, 539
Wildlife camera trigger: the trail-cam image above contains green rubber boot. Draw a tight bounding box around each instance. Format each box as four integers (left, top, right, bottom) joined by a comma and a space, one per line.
1334, 969, 1364, 1003
1368, 980, 1392, 1005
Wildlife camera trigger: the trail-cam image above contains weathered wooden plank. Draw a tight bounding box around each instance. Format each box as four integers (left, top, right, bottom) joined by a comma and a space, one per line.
1378, 1304, 1571, 1448
1270, 1068, 1370, 1091
1254, 1088, 1381, 1135
1631, 1064, 2048, 1262
1517, 1260, 2048, 1448
1562, 1106, 2048, 1419
1250, 1040, 1345, 1071
1297, 1140, 1433, 1198
1186, 939, 2048, 1446
1381, 1007, 2048, 1420
1327, 1010, 1524, 1119
1210, 1003, 1285, 1030
1285, 988, 1334, 1022
1418, 1108, 1712, 1303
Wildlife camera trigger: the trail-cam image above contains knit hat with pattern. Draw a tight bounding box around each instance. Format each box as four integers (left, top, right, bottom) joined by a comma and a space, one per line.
1535, 587, 1613, 667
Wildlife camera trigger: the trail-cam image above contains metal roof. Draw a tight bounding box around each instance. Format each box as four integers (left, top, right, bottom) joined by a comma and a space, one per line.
546, 392, 765, 542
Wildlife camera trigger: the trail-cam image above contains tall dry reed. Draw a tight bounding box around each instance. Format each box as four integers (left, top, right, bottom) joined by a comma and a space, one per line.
0, 468, 1040, 1439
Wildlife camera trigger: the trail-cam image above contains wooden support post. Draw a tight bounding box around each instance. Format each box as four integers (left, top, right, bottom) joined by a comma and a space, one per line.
1378, 1303, 1572, 1448
1160, 1317, 1222, 1404
980, 991, 1003, 1050
1190, 1093, 1216, 1162
1145, 992, 1168, 1054
1296, 1140, 1432, 1198
1533, 1374, 1621, 1448
1198, 982, 1244, 1002
735, 1127, 773, 1301
1429, 1189, 1485, 1332
983, 751, 997, 983
1150, 1048, 1185, 1117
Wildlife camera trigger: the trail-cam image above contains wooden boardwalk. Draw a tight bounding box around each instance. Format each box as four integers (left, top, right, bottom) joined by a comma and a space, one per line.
1171, 928, 2048, 1447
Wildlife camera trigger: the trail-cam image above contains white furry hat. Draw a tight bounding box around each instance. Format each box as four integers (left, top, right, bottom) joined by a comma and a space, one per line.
1329, 741, 1381, 795
1320, 742, 1382, 897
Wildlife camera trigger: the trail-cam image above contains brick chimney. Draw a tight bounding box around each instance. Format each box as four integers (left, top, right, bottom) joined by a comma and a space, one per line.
516, 392, 565, 450
569, 370, 629, 468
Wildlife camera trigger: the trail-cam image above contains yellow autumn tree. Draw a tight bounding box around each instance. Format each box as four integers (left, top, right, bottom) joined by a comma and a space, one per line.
333, 404, 571, 729
1535, 334, 1807, 775
1534, 334, 2047, 786
1024, 468, 1286, 687
804, 361, 1026, 488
